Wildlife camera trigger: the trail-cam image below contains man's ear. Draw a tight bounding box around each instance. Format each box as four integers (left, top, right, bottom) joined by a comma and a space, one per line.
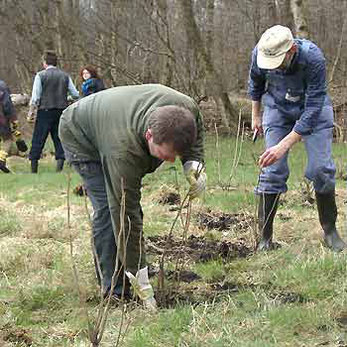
290, 43, 297, 53
145, 128, 152, 141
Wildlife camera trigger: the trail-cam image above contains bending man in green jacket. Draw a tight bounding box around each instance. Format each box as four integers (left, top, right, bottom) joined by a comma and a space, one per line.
59, 84, 206, 299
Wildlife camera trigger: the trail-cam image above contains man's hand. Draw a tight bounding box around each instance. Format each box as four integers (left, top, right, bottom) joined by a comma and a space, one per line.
258, 131, 301, 168
27, 105, 37, 123
259, 143, 288, 167
251, 100, 263, 134
183, 161, 207, 200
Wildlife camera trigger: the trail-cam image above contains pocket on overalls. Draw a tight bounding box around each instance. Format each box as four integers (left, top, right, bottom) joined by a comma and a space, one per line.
285, 88, 304, 103
262, 107, 282, 128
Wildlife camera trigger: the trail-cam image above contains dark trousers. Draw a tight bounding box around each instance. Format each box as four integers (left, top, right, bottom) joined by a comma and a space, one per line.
29, 108, 65, 160
72, 160, 126, 296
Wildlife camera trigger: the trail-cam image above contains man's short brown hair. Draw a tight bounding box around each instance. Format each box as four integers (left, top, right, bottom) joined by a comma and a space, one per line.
148, 105, 197, 154
43, 50, 58, 66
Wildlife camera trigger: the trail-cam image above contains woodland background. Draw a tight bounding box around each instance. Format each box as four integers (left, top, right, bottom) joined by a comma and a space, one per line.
0, 0, 347, 137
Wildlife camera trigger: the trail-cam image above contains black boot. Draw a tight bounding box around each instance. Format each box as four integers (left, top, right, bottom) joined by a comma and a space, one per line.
0, 159, 10, 173
316, 190, 346, 252
56, 159, 65, 172
0, 150, 10, 173
257, 193, 280, 251
31, 160, 38, 173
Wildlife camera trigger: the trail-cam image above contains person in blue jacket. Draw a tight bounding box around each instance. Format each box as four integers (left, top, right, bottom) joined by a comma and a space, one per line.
248, 25, 345, 252
80, 65, 105, 97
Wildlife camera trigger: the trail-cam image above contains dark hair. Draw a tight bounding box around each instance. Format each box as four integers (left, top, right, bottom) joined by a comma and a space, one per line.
79, 65, 99, 79
43, 50, 57, 66
148, 106, 197, 154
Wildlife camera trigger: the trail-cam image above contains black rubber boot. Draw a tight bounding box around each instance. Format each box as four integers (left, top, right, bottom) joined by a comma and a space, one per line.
0, 150, 10, 173
316, 191, 346, 252
31, 160, 38, 173
0, 159, 10, 173
257, 193, 280, 251
16, 139, 28, 153
56, 159, 64, 172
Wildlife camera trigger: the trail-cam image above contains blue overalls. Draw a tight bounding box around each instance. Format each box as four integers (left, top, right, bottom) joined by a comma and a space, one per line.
248, 39, 336, 194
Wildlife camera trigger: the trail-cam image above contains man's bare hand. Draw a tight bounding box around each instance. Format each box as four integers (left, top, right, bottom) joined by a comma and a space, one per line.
251, 100, 263, 134
252, 115, 263, 133
258, 131, 301, 168
259, 144, 288, 168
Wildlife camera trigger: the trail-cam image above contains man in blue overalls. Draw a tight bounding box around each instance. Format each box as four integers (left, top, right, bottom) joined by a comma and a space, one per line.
248, 25, 345, 252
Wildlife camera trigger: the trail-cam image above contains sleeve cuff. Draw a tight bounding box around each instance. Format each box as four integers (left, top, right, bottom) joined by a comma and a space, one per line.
293, 121, 313, 136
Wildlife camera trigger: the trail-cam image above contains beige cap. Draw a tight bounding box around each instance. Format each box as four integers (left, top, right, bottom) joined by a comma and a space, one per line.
257, 25, 294, 69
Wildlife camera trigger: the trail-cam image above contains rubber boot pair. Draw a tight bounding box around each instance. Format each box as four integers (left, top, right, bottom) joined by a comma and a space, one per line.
257, 191, 346, 252
0, 150, 10, 173
31, 159, 65, 173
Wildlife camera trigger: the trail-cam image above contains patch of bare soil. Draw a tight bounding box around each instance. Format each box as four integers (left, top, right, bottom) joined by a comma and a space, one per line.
146, 234, 252, 263
2, 325, 33, 346
197, 210, 254, 232
156, 283, 239, 308
268, 291, 308, 304
336, 313, 347, 330
158, 191, 181, 205
166, 269, 201, 282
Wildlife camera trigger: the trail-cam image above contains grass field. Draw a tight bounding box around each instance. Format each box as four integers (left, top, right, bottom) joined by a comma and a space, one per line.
0, 135, 346, 346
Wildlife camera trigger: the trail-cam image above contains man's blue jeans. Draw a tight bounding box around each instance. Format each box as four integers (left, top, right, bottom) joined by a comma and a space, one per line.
71, 160, 127, 296
256, 105, 336, 194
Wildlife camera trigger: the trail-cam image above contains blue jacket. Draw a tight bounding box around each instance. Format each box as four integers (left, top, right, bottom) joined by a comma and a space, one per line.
81, 78, 105, 97
248, 39, 331, 135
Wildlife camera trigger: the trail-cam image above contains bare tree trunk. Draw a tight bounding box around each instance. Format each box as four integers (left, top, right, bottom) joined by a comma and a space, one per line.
178, 0, 239, 132
267, 0, 279, 26
154, 0, 174, 86
290, 0, 310, 38
54, 0, 63, 57
280, 0, 294, 29
329, 16, 347, 84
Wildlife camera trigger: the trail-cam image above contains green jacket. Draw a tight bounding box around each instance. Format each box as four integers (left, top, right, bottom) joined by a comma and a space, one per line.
59, 84, 204, 168
59, 84, 204, 273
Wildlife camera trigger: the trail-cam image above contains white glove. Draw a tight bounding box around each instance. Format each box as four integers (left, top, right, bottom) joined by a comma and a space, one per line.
183, 160, 207, 200
125, 266, 157, 311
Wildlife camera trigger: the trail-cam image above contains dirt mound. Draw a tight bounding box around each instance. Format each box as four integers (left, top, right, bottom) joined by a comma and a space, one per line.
146, 234, 252, 262
158, 191, 181, 205
197, 210, 254, 232
156, 284, 239, 308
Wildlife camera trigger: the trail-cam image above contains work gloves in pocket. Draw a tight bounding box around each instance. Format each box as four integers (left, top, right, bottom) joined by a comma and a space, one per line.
183, 160, 207, 200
